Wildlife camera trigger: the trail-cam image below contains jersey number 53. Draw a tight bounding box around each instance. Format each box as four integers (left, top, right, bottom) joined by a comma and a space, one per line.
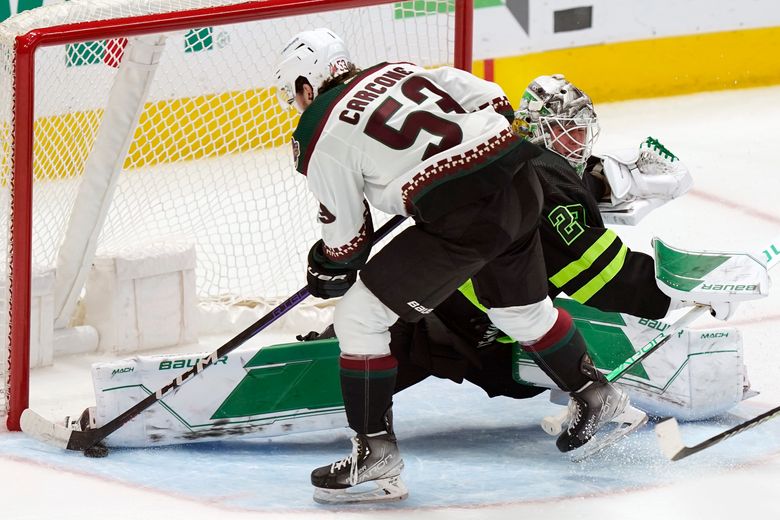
364, 76, 466, 161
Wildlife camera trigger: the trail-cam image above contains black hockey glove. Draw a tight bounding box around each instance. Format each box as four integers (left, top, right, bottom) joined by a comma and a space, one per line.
306, 240, 357, 299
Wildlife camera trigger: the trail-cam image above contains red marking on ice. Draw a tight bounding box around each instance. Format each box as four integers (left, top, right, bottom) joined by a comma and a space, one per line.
689, 189, 780, 225
689, 313, 780, 330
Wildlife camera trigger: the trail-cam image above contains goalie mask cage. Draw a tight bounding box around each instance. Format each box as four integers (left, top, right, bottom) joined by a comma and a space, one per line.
0, 0, 473, 430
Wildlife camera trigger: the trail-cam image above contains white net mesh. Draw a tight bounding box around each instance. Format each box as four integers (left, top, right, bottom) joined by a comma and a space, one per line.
0, 0, 461, 422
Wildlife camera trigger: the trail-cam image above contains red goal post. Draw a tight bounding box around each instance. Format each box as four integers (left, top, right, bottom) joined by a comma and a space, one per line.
1, 0, 474, 431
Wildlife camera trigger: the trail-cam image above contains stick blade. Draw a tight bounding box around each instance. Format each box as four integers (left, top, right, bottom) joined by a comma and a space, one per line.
20, 408, 72, 450
654, 417, 685, 460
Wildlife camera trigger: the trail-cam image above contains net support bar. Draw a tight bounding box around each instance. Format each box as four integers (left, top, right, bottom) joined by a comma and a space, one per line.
54, 34, 167, 329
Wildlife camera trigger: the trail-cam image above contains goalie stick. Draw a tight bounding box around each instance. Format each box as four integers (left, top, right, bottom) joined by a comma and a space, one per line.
20, 215, 407, 456
653, 233, 780, 461
655, 405, 780, 461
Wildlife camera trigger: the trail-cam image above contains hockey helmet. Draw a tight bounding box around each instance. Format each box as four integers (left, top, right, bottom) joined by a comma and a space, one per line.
274, 28, 353, 112
513, 74, 600, 175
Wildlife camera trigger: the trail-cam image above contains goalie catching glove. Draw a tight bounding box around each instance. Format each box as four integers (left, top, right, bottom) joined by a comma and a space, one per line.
600, 136, 693, 205
307, 240, 357, 299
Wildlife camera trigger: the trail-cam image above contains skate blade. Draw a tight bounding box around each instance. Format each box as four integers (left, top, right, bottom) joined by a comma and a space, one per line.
313, 474, 408, 504
570, 405, 648, 462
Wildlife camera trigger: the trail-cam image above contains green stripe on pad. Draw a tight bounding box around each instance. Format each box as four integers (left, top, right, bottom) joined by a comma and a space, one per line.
654, 239, 731, 292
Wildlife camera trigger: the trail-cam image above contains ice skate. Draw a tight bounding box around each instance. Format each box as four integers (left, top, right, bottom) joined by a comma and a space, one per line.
556, 381, 647, 460
311, 432, 407, 504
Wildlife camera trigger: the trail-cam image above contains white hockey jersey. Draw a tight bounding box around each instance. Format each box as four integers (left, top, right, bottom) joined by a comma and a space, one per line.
292, 62, 528, 264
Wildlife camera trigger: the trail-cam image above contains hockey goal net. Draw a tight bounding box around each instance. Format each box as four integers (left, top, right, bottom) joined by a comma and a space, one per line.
0, 0, 472, 430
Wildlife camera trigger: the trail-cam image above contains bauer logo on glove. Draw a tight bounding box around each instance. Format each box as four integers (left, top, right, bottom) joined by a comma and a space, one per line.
306, 240, 358, 299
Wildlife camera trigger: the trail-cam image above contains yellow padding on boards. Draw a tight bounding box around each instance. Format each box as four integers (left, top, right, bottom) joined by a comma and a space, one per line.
477, 25, 780, 104
26, 87, 299, 181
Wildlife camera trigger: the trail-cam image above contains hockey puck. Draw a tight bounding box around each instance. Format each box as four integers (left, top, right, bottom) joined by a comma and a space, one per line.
83, 444, 109, 458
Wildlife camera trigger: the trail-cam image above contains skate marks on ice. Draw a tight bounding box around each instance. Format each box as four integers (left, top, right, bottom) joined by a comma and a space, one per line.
2, 378, 780, 512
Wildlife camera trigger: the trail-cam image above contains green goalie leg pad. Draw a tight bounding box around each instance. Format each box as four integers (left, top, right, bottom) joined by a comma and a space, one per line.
210, 338, 344, 419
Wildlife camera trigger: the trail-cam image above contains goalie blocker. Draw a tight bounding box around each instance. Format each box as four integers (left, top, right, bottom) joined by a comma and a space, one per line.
653, 238, 770, 303
83, 298, 751, 448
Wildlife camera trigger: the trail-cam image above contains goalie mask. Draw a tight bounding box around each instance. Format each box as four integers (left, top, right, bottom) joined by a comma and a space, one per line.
274, 28, 353, 113
513, 74, 600, 176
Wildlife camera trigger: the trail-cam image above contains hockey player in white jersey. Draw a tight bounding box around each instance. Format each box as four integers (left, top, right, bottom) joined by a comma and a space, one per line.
275, 28, 645, 504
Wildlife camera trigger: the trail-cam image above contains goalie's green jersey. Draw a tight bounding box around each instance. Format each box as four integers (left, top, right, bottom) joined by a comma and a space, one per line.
536, 149, 670, 318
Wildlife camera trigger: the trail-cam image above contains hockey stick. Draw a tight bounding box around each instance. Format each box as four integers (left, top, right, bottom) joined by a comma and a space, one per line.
20, 214, 407, 455
655, 405, 780, 461
605, 305, 708, 383
653, 233, 780, 461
